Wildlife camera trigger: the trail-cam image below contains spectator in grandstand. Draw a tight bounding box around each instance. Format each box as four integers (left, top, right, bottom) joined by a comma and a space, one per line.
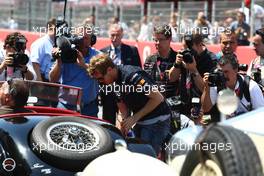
231, 11, 250, 46
169, 13, 180, 43
49, 24, 100, 116
0, 32, 36, 81
223, 17, 234, 28
30, 18, 56, 82
247, 28, 264, 85
169, 32, 217, 117
137, 15, 152, 41
100, 23, 142, 125
240, 0, 264, 32
216, 30, 238, 60
83, 14, 95, 26
193, 12, 212, 40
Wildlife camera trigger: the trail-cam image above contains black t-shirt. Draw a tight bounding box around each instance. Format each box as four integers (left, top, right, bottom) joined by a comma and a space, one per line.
195, 48, 218, 77
115, 65, 170, 121
180, 48, 217, 115
144, 48, 178, 98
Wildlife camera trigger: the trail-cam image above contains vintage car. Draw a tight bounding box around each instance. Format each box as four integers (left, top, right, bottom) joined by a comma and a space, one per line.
166, 89, 264, 176
0, 81, 156, 176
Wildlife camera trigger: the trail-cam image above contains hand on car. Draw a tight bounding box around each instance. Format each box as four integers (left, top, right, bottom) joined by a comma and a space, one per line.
121, 116, 138, 136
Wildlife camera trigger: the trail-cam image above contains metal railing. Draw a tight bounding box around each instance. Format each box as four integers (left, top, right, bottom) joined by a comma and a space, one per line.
0, 0, 263, 40
147, 1, 174, 25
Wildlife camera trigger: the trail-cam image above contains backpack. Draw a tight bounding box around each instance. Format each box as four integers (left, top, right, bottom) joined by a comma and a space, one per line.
210, 74, 252, 122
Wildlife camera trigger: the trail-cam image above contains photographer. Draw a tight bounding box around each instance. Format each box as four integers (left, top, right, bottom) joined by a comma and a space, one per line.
230, 11, 250, 46
49, 24, 100, 116
0, 32, 36, 81
247, 28, 264, 86
202, 54, 264, 121
169, 32, 217, 116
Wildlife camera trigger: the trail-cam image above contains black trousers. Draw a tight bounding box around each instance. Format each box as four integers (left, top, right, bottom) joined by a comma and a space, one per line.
101, 92, 118, 125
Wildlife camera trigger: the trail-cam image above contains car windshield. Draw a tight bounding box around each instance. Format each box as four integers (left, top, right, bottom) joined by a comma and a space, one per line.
0, 80, 82, 110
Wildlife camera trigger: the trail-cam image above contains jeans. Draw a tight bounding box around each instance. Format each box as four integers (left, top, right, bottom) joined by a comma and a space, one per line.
134, 118, 170, 155
57, 99, 98, 117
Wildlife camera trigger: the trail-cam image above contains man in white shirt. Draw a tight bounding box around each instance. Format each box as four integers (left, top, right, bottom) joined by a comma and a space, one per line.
240, 0, 264, 32
202, 54, 264, 121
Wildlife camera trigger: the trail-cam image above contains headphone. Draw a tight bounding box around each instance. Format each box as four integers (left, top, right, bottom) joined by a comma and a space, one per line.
90, 34, 97, 46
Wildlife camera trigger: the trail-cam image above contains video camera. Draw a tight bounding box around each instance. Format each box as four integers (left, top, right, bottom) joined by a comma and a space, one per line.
9, 36, 29, 67
208, 68, 226, 87
53, 18, 83, 63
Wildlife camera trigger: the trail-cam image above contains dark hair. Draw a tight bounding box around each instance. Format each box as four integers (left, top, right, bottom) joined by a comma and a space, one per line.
153, 24, 172, 39
191, 32, 204, 45
7, 79, 29, 108
46, 17, 56, 30
4, 32, 27, 49
219, 53, 239, 69
255, 28, 264, 43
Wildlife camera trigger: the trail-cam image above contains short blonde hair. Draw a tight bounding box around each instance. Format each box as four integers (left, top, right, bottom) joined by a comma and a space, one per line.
87, 53, 115, 77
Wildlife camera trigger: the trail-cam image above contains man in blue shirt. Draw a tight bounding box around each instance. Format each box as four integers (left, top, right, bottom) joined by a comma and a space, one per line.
30, 18, 56, 82
49, 24, 100, 116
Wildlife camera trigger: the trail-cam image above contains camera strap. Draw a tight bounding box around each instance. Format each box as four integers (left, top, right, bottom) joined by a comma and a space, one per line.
237, 75, 252, 111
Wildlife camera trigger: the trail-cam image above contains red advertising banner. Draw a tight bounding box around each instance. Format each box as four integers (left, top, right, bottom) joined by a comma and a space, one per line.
0, 28, 257, 66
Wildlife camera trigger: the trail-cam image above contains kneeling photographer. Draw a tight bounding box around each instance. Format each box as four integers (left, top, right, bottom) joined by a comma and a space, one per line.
0, 32, 36, 80
49, 23, 100, 116
169, 32, 217, 117
201, 54, 264, 122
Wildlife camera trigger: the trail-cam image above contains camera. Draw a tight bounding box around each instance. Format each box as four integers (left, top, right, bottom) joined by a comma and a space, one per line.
54, 19, 83, 63
252, 68, 262, 84
208, 68, 226, 87
180, 49, 193, 63
9, 36, 29, 67
238, 64, 248, 72
55, 35, 83, 63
